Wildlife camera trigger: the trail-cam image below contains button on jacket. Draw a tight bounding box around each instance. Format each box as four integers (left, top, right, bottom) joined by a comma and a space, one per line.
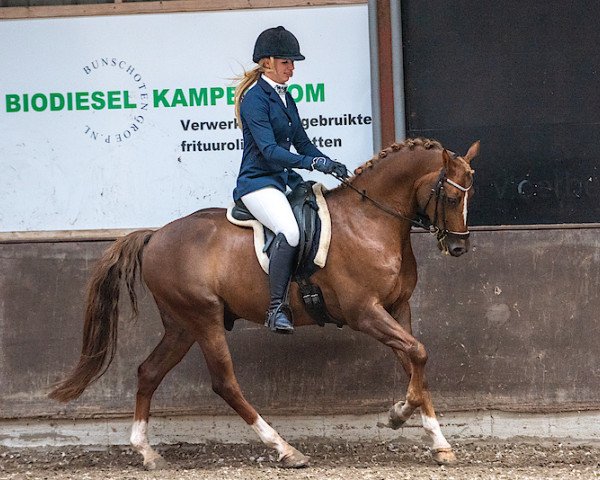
233, 76, 326, 201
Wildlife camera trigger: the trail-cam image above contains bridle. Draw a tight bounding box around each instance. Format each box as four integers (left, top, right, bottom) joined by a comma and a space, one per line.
332, 167, 473, 245
422, 168, 473, 243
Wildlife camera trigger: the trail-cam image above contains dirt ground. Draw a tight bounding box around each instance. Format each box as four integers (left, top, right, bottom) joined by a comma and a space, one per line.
1, 441, 598, 480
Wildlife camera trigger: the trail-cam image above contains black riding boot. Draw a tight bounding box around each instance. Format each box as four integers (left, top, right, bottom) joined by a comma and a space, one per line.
265, 233, 297, 334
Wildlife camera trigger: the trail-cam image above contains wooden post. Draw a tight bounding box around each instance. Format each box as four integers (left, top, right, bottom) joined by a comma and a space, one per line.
376, 0, 396, 147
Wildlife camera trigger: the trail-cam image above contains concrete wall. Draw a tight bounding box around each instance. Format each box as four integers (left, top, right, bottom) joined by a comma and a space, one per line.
1, 227, 598, 421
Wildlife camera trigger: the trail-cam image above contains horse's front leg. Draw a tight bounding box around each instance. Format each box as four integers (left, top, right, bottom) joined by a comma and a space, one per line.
352, 302, 455, 465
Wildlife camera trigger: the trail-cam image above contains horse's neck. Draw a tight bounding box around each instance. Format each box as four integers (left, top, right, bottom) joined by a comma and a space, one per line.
339, 148, 441, 214
324, 149, 441, 255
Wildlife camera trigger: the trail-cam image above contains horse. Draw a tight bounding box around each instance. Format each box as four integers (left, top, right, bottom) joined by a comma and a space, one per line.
49, 137, 479, 469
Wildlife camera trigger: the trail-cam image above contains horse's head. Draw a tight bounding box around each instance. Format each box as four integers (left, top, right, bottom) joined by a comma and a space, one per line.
416, 141, 479, 257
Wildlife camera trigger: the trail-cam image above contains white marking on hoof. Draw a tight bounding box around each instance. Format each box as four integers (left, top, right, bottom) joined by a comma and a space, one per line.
130, 420, 167, 470
252, 416, 304, 464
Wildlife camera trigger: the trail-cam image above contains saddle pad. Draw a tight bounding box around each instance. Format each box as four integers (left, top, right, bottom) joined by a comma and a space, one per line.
226, 183, 332, 274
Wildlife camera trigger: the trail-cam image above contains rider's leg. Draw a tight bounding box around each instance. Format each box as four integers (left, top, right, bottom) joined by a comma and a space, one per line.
241, 187, 299, 333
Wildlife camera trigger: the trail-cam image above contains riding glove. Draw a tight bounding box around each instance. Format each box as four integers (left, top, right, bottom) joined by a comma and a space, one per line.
311, 157, 350, 179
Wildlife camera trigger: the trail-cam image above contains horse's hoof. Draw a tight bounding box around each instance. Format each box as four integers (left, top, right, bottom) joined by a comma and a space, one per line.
144, 455, 169, 470
279, 448, 310, 468
377, 404, 407, 430
432, 448, 456, 465
376, 418, 406, 430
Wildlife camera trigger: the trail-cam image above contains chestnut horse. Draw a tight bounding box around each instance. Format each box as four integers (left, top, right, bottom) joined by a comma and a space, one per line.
50, 138, 479, 469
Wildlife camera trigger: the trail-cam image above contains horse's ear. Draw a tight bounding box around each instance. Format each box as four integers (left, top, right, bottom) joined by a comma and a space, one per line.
464, 140, 480, 163
442, 149, 453, 170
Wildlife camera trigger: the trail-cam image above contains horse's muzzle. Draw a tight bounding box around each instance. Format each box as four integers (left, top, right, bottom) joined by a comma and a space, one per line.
446, 233, 469, 257
439, 233, 470, 257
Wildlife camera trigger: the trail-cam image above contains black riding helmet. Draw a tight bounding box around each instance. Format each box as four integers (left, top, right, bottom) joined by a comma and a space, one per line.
252, 26, 305, 63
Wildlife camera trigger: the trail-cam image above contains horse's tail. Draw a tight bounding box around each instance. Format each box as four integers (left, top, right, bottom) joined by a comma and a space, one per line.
48, 229, 154, 403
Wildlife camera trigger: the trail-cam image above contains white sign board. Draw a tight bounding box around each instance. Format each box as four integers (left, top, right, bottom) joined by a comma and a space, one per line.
0, 5, 372, 232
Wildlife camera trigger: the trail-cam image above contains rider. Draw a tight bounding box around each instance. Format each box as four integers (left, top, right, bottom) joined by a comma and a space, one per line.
233, 26, 349, 334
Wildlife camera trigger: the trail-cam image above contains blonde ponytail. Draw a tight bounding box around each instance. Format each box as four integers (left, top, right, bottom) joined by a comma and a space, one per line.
233, 58, 274, 129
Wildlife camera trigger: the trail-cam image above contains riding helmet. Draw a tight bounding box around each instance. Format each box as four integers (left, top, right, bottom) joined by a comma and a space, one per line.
252, 26, 306, 63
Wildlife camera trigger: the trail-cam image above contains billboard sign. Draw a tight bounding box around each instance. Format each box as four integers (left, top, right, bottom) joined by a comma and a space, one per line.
0, 5, 372, 232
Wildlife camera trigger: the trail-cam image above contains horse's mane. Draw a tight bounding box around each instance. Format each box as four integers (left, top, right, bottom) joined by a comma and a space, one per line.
351, 137, 443, 178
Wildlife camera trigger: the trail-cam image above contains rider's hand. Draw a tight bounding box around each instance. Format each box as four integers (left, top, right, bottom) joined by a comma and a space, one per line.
311, 157, 350, 179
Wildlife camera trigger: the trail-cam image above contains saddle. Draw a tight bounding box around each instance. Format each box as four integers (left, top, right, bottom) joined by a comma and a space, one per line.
226, 182, 341, 327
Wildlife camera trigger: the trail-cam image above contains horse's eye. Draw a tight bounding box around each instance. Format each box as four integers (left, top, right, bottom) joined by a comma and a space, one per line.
446, 196, 459, 206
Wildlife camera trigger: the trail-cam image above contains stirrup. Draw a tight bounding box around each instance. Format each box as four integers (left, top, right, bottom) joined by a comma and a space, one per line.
265, 304, 294, 334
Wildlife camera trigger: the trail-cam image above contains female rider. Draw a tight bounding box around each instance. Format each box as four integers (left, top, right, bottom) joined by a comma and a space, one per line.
233, 26, 349, 334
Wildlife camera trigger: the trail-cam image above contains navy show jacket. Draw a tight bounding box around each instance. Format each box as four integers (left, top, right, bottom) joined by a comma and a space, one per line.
233, 76, 326, 201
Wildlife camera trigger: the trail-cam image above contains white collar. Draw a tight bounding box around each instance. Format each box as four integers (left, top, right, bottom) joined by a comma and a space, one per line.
261, 74, 287, 92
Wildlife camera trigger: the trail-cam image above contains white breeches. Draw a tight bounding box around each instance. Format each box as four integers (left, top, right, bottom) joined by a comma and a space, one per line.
241, 187, 300, 247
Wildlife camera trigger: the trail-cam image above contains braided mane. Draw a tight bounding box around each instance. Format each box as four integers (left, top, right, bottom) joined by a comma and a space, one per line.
352, 137, 443, 177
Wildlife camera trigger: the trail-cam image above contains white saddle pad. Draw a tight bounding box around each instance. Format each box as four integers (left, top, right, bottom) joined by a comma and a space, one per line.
226, 183, 332, 274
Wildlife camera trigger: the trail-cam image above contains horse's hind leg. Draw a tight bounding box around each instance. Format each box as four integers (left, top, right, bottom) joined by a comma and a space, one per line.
196, 319, 309, 468
130, 310, 194, 470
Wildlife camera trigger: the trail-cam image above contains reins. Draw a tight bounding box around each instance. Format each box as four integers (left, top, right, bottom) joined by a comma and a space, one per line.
331, 167, 473, 244
332, 173, 430, 230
